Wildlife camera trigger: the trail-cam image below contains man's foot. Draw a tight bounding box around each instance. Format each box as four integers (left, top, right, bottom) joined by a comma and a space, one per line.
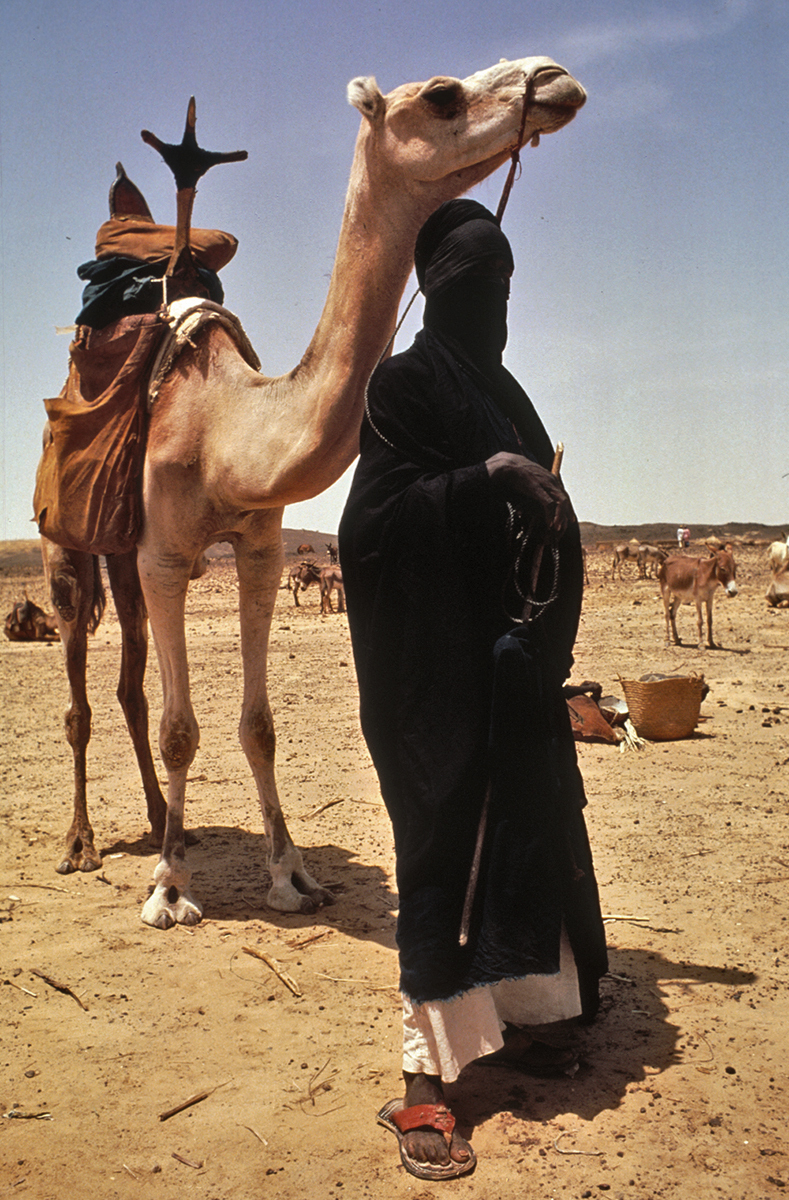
480, 1027, 579, 1076
401, 1072, 473, 1170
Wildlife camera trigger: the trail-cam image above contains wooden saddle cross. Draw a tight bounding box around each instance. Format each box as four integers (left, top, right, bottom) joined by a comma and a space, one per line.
141, 97, 247, 302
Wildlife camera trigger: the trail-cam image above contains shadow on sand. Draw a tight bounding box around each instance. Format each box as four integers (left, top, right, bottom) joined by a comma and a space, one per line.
102, 823, 399, 950
450, 947, 757, 1137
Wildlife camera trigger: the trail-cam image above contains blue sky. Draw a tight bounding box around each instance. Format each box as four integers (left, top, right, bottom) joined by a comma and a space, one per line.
1, 0, 787, 540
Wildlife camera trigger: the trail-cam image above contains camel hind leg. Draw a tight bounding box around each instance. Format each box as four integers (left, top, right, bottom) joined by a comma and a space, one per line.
105, 551, 167, 845
44, 541, 104, 874
235, 524, 334, 914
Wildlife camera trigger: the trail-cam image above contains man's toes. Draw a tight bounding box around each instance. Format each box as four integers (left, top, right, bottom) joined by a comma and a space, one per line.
450, 1133, 472, 1163
405, 1131, 450, 1165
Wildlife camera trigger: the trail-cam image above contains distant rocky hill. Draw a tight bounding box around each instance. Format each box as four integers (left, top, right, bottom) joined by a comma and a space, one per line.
208, 529, 338, 560
0, 530, 341, 574
2, 521, 784, 575
579, 521, 784, 547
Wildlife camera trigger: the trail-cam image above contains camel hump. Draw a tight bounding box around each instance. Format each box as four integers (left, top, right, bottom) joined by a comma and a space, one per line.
109, 162, 153, 221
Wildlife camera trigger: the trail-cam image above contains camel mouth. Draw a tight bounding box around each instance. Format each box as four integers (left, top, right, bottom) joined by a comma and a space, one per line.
528, 68, 586, 135
532, 68, 587, 112
456, 66, 586, 184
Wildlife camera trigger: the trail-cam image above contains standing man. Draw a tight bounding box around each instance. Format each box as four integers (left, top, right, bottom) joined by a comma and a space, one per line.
339, 200, 607, 1180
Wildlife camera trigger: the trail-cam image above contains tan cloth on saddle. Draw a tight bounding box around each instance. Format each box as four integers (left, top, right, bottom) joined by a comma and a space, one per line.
95, 215, 238, 271
34, 301, 260, 557
34, 313, 165, 555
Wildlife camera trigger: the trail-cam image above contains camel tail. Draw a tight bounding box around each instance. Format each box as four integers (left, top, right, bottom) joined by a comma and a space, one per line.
88, 555, 106, 635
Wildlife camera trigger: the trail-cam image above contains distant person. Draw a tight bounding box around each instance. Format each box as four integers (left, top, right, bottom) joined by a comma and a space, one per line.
677, 526, 685, 549
683, 527, 691, 548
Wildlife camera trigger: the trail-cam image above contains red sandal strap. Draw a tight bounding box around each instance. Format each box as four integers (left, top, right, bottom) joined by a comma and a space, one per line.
390, 1103, 456, 1145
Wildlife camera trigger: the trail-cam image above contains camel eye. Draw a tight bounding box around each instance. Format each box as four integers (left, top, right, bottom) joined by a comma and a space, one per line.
421, 79, 463, 114
426, 85, 454, 105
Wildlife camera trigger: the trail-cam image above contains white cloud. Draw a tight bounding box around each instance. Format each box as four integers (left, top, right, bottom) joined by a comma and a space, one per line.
556, 0, 759, 68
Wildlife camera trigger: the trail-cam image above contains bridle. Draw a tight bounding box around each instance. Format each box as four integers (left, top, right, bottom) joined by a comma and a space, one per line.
495, 68, 540, 223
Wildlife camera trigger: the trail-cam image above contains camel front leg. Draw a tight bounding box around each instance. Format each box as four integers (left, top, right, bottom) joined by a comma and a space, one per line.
45, 543, 103, 874
105, 552, 167, 846
235, 532, 334, 914
137, 545, 202, 929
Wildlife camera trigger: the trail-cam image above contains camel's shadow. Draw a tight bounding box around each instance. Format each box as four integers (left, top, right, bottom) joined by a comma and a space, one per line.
102, 823, 399, 950
451, 948, 758, 1133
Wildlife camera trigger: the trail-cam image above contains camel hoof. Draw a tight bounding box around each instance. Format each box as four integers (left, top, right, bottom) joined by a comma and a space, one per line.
266, 883, 313, 913
149, 909, 176, 930
266, 881, 334, 914
141, 883, 203, 929
56, 851, 101, 874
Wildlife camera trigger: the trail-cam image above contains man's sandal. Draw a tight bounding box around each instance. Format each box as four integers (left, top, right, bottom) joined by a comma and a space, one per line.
377, 1098, 477, 1180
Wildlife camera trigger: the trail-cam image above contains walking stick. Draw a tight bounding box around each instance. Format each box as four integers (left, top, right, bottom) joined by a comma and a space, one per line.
458, 442, 564, 946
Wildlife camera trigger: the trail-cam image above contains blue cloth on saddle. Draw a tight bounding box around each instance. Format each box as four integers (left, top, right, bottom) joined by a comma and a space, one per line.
75, 256, 224, 329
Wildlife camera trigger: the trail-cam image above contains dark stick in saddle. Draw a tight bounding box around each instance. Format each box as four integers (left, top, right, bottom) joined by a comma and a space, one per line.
141, 97, 247, 301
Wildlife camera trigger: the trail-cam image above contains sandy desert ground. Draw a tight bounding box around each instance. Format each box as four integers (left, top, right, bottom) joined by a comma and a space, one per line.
1, 539, 787, 1200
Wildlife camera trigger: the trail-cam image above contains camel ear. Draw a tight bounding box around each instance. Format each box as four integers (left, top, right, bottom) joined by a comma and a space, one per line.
347, 76, 385, 123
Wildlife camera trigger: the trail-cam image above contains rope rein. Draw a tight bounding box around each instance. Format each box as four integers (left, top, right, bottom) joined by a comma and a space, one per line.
362, 289, 419, 455
496, 72, 537, 224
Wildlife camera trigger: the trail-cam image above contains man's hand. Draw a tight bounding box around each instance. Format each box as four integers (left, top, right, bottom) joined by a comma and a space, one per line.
485, 451, 574, 536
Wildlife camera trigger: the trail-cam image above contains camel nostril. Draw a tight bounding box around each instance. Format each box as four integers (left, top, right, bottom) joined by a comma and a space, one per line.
167, 886, 179, 904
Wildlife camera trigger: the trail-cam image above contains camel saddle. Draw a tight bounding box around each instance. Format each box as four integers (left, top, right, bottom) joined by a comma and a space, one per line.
33, 166, 249, 557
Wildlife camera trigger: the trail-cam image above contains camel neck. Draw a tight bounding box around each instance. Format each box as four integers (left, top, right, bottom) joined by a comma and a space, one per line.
291, 128, 428, 447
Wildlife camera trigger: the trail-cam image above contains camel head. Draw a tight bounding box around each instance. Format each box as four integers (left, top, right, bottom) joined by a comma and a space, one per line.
348, 57, 586, 210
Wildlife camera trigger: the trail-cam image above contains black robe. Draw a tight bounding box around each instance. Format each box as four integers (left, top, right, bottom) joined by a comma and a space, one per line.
339, 328, 607, 1011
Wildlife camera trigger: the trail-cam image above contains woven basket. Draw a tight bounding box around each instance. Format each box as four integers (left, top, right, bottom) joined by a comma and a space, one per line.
620, 674, 706, 741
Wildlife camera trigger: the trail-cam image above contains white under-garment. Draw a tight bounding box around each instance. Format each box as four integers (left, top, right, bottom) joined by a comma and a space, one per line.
402, 928, 581, 1084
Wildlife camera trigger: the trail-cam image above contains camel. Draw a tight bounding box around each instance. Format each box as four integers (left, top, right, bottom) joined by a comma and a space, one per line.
42, 56, 586, 928
4, 596, 60, 642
